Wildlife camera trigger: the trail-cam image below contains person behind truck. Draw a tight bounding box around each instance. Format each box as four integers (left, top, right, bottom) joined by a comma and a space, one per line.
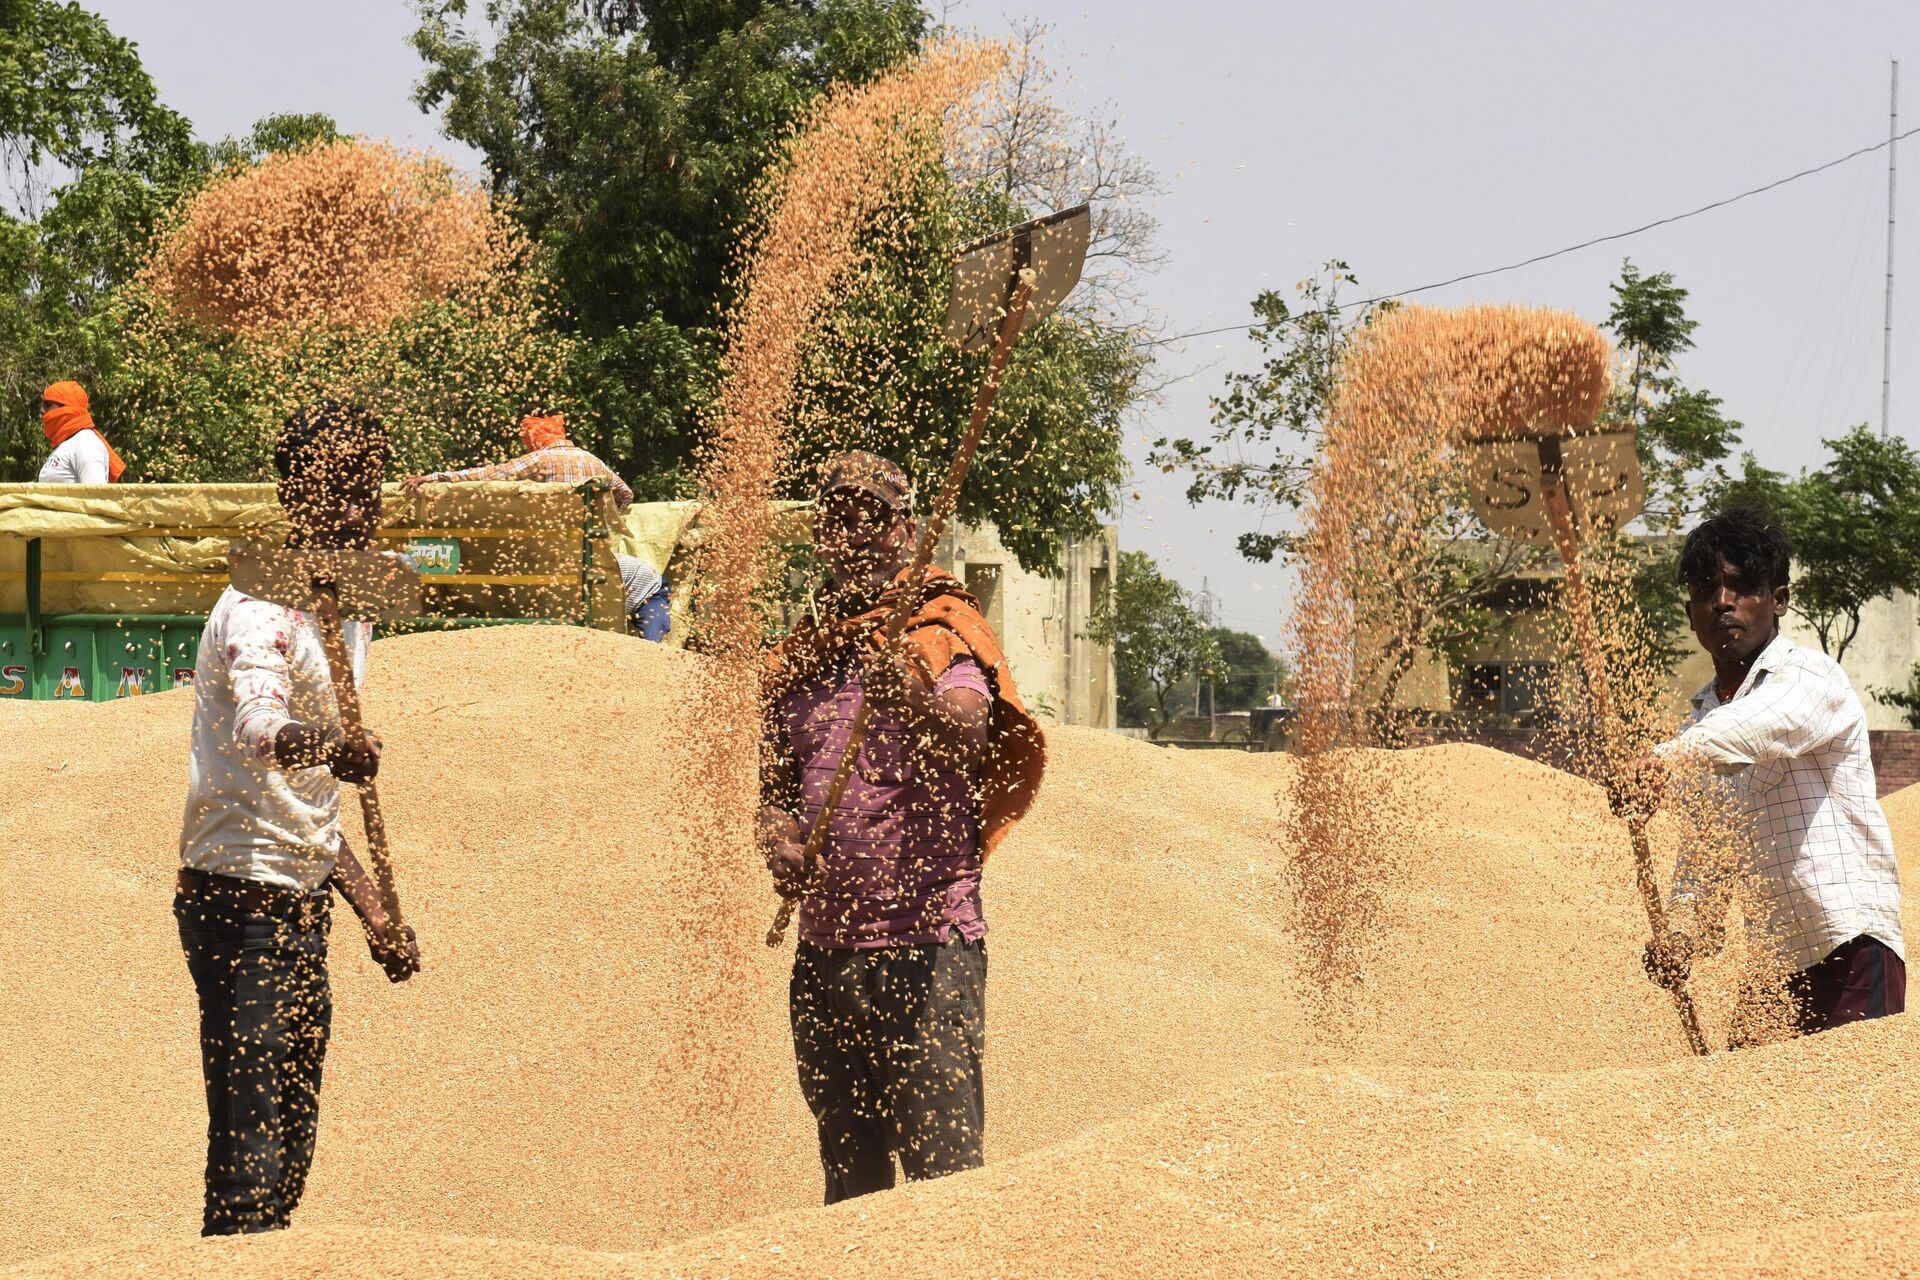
174, 400, 421, 1236
38, 381, 125, 484
402, 409, 634, 511
616, 553, 672, 642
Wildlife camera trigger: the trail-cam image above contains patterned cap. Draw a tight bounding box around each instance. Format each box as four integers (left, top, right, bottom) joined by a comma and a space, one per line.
817, 450, 912, 511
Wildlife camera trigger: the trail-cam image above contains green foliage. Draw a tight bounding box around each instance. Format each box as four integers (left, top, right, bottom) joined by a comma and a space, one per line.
788, 164, 1136, 570
1713, 425, 1920, 661
1583, 261, 1746, 668
1872, 663, 1920, 730
1147, 262, 1392, 563
113, 282, 584, 483
1601, 259, 1743, 532
1182, 626, 1285, 713
206, 112, 343, 170
413, 2, 1149, 567
409, 0, 927, 487
0, 0, 197, 183
0, 0, 200, 478
1085, 550, 1219, 735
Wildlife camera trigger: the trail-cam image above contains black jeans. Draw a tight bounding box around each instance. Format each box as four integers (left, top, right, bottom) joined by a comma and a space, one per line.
790, 935, 986, 1204
174, 885, 332, 1236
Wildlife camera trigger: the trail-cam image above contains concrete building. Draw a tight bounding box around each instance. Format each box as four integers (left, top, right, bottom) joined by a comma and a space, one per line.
1782, 588, 1920, 730
1381, 549, 1919, 729
936, 521, 1118, 729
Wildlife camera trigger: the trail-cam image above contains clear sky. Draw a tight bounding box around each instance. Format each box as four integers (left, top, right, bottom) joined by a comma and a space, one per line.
89, 1, 1920, 648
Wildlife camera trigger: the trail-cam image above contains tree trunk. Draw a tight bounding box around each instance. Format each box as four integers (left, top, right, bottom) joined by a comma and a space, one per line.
1149, 682, 1174, 740
1374, 640, 1419, 748
1835, 611, 1863, 664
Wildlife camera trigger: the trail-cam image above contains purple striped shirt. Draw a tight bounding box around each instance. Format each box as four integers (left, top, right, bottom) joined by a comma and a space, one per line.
772, 655, 991, 949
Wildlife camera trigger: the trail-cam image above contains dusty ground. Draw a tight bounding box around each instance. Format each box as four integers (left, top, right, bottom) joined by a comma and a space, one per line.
3, 626, 1915, 1277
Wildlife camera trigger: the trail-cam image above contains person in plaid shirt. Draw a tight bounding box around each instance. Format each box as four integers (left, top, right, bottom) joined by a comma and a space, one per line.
403, 409, 633, 511
1629, 507, 1905, 1036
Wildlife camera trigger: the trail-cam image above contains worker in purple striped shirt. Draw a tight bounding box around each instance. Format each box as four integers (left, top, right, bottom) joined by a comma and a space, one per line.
758, 451, 1045, 1204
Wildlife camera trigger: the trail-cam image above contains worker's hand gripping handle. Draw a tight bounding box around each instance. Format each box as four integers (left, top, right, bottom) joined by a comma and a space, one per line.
1537, 468, 1709, 1056
311, 580, 407, 936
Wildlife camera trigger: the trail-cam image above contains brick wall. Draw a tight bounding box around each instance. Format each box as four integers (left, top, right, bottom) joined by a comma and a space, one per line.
1395, 727, 1920, 798
1871, 731, 1920, 796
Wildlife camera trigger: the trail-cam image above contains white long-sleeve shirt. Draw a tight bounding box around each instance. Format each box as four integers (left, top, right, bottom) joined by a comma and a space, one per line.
178, 586, 370, 891
1659, 632, 1904, 971
38, 431, 111, 484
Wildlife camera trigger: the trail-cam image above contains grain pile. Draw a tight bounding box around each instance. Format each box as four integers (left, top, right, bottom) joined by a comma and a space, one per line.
13, 629, 1905, 1276
12, 1016, 1920, 1279
144, 138, 497, 337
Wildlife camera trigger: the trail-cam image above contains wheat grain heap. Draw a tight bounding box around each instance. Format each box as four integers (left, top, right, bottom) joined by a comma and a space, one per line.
2, 626, 1917, 1278
144, 138, 498, 337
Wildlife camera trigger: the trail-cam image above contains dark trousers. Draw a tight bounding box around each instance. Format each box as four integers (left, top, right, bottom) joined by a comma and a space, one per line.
1792, 934, 1906, 1035
790, 936, 986, 1204
174, 885, 333, 1236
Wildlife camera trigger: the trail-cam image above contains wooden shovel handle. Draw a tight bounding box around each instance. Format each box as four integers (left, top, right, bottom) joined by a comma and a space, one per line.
1540, 475, 1708, 1055
765, 268, 1037, 949
312, 584, 406, 932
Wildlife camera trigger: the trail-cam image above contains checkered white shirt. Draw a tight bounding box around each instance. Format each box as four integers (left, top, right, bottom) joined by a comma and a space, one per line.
1660, 632, 1904, 971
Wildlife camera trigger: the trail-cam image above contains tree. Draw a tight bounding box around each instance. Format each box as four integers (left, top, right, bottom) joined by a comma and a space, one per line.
1147, 263, 1384, 563
952, 17, 1162, 324
1714, 425, 1920, 661
0, 0, 199, 478
1085, 550, 1219, 736
411, 4, 1152, 568
784, 144, 1139, 569
1172, 626, 1285, 715
410, 0, 928, 496
0, 0, 196, 212
1595, 261, 1748, 671
1874, 664, 1920, 729
1601, 261, 1742, 531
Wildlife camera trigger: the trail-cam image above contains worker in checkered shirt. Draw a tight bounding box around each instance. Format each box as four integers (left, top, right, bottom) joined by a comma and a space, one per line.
1629, 506, 1905, 1035
401, 408, 634, 511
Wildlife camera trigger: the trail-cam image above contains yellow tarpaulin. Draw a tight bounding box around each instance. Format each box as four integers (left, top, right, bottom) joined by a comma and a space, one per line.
0, 482, 628, 628
0, 484, 823, 642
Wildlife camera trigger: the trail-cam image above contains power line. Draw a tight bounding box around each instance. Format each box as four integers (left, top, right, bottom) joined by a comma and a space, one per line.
1144, 122, 1920, 350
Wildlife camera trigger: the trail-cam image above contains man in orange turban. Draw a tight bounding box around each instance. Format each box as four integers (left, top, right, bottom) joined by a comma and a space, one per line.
39, 381, 126, 484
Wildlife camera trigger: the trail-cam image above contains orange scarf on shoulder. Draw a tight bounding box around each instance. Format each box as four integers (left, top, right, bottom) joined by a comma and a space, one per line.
765, 565, 1047, 856
42, 381, 125, 482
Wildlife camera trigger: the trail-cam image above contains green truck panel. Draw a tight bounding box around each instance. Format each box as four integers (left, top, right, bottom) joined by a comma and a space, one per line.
0, 624, 26, 698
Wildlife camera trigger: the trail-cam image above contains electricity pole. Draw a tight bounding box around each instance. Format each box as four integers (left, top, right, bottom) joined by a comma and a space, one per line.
1884, 58, 1899, 439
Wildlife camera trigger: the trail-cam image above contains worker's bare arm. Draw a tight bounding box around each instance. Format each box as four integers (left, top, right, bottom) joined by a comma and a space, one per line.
860, 648, 990, 770
759, 723, 809, 896
329, 842, 420, 983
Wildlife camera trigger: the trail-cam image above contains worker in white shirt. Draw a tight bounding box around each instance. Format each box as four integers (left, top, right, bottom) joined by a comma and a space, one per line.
1627, 507, 1905, 1036
173, 400, 421, 1236
38, 380, 125, 484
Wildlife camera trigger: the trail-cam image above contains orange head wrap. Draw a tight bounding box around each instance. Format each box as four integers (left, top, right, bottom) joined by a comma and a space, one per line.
42, 381, 125, 482
521, 414, 567, 451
